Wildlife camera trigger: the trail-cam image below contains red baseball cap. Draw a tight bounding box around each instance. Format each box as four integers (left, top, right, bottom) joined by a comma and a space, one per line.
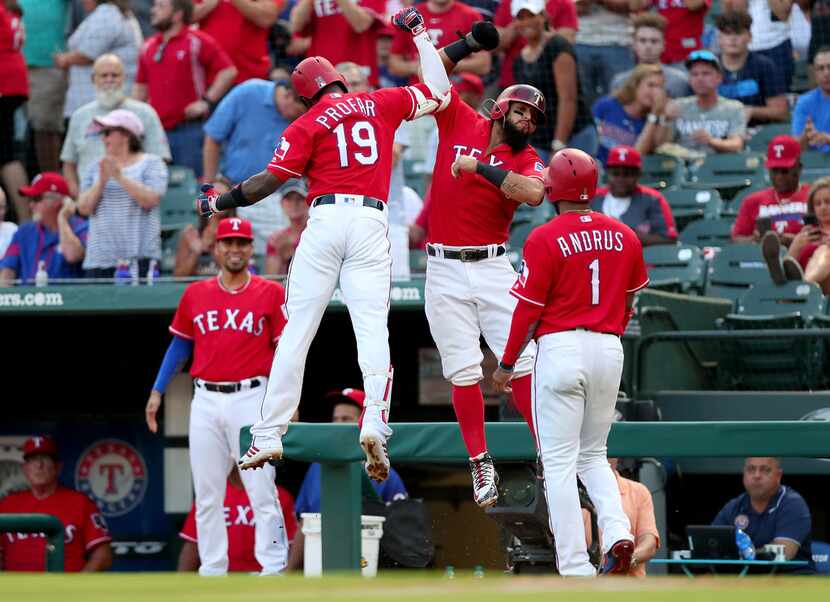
19, 172, 70, 198
22, 436, 59, 460
450, 73, 485, 97
325, 388, 366, 408
765, 135, 801, 168
215, 217, 254, 241
606, 146, 642, 169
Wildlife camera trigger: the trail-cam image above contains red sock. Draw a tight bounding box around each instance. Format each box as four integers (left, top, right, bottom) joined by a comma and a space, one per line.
510, 374, 537, 444
451, 384, 487, 458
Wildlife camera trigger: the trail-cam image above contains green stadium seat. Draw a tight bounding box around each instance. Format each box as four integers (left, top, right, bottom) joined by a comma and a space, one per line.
721, 182, 768, 218
640, 154, 685, 189
791, 60, 811, 94
161, 165, 199, 233
403, 159, 427, 198
678, 217, 735, 248
686, 153, 764, 199
800, 151, 830, 181
643, 243, 706, 294
736, 281, 826, 318
662, 187, 723, 230
747, 123, 793, 152
705, 244, 776, 304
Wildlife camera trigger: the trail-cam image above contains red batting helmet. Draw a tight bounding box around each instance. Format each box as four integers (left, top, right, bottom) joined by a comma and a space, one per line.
291, 56, 348, 102
544, 148, 598, 203
490, 84, 546, 124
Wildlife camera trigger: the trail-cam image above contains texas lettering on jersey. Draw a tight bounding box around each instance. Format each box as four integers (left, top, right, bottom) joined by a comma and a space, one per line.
191, 308, 267, 337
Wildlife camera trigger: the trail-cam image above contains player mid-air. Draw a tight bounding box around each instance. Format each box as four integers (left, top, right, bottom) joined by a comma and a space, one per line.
196, 9, 499, 480
493, 149, 648, 576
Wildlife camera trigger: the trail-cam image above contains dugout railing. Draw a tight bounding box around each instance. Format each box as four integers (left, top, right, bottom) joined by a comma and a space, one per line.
0, 513, 65, 571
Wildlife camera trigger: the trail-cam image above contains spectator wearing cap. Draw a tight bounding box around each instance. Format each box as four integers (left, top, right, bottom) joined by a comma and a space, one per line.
0, 436, 112, 571
590, 146, 678, 247
193, 0, 281, 84
265, 179, 309, 276
609, 13, 690, 99
287, 388, 408, 571
62, 53, 170, 199
593, 64, 667, 166
715, 11, 788, 126
713, 457, 814, 571
174, 176, 235, 277
733, 135, 810, 245
649, 0, 710, 70
792, 47, 830, 154
656, 50, 746, 155
133, 0, 237, 178
494, 0, 578, 90
0, 173, 88, 287
0, 187, 17, 257
77, 109, 168, 279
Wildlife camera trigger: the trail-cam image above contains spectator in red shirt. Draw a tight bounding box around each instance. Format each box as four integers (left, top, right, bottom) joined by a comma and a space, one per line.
0, 436, 112, 572
651, 0, 711, 68
494, 0, 578, 88
178, 466, 298, 573
133, 0, 237, 177
193, 0, 281, 84
388, 0, 490, 81
733, 135, 811, 245
290, 0, 387, 87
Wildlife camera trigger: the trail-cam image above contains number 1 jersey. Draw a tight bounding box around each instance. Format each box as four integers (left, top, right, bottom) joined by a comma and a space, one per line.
267, 84, 437, 203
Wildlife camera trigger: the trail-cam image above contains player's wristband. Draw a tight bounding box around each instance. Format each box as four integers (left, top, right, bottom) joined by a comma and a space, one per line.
498, 361, 515, 372
216, 184, 251, 210
476, 161, 510, 189
444, 37, 476, 64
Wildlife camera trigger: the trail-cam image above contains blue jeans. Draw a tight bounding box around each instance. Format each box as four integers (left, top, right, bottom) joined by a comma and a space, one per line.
167, 120, 205, 177
574, 44, 635, 109
533, 124, 600, 164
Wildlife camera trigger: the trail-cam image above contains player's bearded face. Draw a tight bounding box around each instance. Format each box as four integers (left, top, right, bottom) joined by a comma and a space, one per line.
217, 239, 253, 274
503, 104, 537, 151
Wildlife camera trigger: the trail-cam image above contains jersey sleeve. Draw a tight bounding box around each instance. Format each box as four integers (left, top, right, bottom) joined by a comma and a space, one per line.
372, 83, 445, 124
510, 230, 554, 307
267, 119, 313, 179
270, 282, 287, 344
170, 285, 195, 339
732, 194, 760, 238
378, 469, 408, 502
774, 492, 811, 546
277, 487, 298, 542
179, 502, 198, 542
81, 496, 112, 551
516, 148, 546, 181
626, 233, 649, 293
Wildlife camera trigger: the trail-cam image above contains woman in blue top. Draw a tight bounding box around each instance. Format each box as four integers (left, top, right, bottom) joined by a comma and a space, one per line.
593, 64, 667, 166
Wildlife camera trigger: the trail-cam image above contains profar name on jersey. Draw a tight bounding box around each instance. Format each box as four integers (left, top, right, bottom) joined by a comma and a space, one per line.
557, 229, 625, 258
314, 95, 377, 130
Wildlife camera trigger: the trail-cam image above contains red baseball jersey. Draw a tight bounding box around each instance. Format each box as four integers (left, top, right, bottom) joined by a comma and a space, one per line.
390, 1, 482, 61
296, 0, 386, 87
652, 0, 711, 64
732, 183, 810, 238
135, 29, 234, 130
0, 487, 111, 572
511, 211, 648, 337
195, 0, 281, 83
179, 483, 298, 573
427, 88, 545, 246
169, 275, 286, 381
266, 83, 440, 202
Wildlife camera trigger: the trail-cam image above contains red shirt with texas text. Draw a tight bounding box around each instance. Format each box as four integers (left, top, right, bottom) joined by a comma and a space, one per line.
511, 211, 649, 337
180, 483, 298, 573
427, 88, 545, 246
732, 183, 810, 238
0, 487, 111, 572
390, 2, 482, 66
170, 275, 286, 381
266, 84, 440, 202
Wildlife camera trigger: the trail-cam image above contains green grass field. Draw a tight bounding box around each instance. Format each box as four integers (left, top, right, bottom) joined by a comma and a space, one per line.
2, 573, 830, 602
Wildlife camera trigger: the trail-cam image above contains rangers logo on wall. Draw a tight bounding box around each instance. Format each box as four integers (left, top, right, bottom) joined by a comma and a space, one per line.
75, 440, 147, 517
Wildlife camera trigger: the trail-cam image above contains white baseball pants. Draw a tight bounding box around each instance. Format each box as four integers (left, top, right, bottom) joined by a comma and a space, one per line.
188, 379, 288, 575
251, 199, 393, 438
533, 330, 633, 576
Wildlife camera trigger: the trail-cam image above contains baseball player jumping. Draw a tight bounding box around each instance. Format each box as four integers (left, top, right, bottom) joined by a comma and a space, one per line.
420, 24, 547, 507
196, 9, 497, 479
493, 149, 649, 576
146, 217, 290, 576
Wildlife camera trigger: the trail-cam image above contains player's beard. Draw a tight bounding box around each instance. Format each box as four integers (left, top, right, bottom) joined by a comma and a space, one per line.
502, 119, 531, 152
95, 85, 126, 110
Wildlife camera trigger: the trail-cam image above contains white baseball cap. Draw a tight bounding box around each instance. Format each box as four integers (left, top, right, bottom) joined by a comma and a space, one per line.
511, 0, 545, 17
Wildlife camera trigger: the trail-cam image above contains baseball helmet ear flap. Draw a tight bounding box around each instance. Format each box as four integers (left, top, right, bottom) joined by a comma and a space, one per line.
490, 84, 547, 124
544, 148, 598, 203
291, 56, 348, 102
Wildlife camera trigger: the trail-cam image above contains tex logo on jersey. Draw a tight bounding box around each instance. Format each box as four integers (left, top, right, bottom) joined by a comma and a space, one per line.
75, 440, 147, 517
274, 137, 291, 161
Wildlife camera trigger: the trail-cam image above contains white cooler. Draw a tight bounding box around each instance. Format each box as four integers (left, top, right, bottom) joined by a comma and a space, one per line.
301, 513, 386, 577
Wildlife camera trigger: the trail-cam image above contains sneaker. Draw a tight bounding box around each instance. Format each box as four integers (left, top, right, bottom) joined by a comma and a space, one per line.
761, 231, 786, 285
238, 436, 283, 470
783, 256, 805, 281
600, 539, 634, 575
469, 452, 499, 508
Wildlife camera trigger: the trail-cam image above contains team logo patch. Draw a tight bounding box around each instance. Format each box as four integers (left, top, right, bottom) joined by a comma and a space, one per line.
517, 260, 530, 287
734, 514, 749, 530
534, 161, 544, 172
75, 439, 147, 517
274, 137, 291, 161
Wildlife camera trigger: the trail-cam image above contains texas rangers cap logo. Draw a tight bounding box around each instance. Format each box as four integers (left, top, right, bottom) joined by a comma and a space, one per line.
75, 439, 147, 517
772, 144, 785, 158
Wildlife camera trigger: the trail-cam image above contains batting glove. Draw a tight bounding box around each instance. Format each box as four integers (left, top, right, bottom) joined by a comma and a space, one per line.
196, 183, 219, 217
392, 7, 426, 37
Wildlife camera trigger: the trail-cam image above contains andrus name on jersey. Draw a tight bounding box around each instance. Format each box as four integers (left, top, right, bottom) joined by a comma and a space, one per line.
556, 229, 625, 258
451, 144, 504, 167
193, 309, 267, 336
314, 96, 377, 130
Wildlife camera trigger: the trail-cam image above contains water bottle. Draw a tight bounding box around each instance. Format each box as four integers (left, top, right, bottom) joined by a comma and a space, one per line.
444, 565, 455, 579
735, 528, 755, 560
34, 261, 48, 287
473, 564, 484, 578
146, 259, 159, 286
114, 259, 131, 285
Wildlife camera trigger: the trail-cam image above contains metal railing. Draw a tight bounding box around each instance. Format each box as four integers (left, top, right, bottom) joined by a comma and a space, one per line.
0, 513, 65, 571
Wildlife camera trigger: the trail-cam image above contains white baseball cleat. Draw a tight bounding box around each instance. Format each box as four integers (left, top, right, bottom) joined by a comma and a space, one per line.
469, 451, 499, 508
238, 436, 283, 470
360, 429, 390, 482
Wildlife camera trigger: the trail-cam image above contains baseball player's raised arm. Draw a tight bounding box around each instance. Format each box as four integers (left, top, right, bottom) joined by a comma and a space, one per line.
438, 21, 500, 75
391, 9, 450, 116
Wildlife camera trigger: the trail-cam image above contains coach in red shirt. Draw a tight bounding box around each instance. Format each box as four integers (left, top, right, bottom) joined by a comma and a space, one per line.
0, 436, 112, 572
194, 0, 281, 84
733, 135, 811, 245
133, 0, 237, 177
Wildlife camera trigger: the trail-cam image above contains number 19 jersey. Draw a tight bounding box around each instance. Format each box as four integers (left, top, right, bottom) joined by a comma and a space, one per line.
511, 211, 649, 337
267, 84, 438, 203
